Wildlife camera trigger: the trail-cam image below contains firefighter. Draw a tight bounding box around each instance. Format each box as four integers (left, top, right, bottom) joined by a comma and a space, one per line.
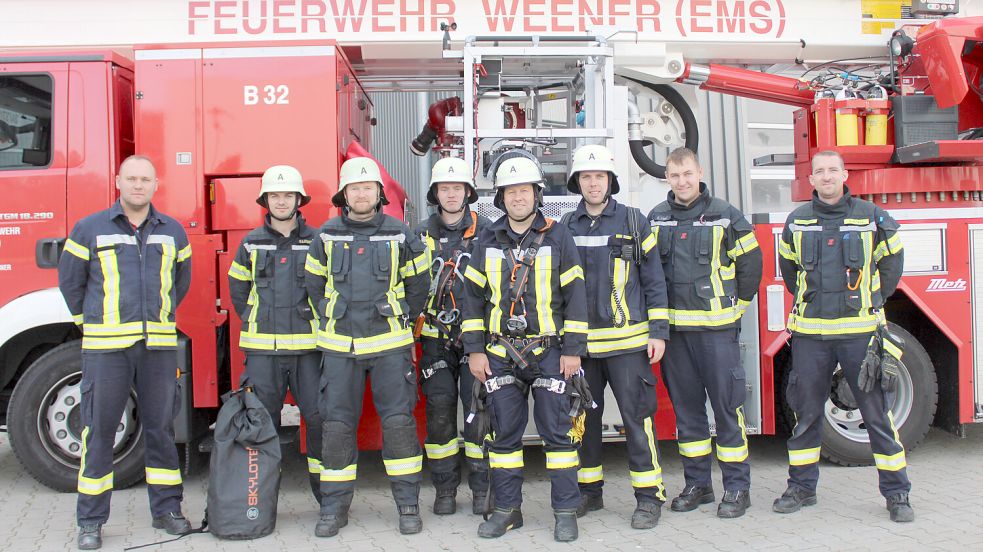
460, 155, 589, 542
59, 155, 193, 550
305, 157, 430, 537
413, 157, 492, 515
561, 145, 669, 529
227, 165, 323, 503
648, 147, 762, 519
774, 150, 913, 522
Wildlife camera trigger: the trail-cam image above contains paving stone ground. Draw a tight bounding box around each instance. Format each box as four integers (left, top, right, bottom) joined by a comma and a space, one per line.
2, 425, 981, 552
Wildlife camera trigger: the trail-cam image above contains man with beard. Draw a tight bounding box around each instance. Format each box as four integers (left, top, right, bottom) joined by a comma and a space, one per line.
413, 157, 492, 515
460, 155, 589, 542
305, 157, 430, 537
561, 145, 669, 529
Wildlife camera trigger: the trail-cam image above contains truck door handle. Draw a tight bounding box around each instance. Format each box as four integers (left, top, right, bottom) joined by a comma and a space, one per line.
36, 238, 65, 268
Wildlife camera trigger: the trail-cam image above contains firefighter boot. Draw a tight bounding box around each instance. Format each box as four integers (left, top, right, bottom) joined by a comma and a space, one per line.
670, 485, 715, 512
630, 501, 662, 529
151, 512, 192, 535
477, 508, 523, 538
314, 512, 349, 538
575, 493, 604, 518
398, 505, 424, 534
717, 490, 751, 519
886, 493, 915, 523
434, 489, 457, 515
773, 486, 818, 514
77, 524, 102, 550
553, 509, 579, 542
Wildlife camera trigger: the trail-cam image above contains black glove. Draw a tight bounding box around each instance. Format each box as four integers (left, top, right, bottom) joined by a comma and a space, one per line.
879, 326, 905, 393
857, 333, 881, 394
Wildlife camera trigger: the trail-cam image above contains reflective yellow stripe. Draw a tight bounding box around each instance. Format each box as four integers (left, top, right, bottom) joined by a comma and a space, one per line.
64, 238, 90, 260
559, 264, 584, 287
678, 438, 712, 457
487, 255, 504, 335
308, 457, 323, 474
610, 257, 628, 322
305, 253, 327, 275
669, 306, 743, 327
586, 331, 649, 355
98, 246, 120, 325
83, 321, 143, 335
73, 313, 84, 325
464, 441, 484, 460
873, 450, 907, 471
788, 447, 821, 466
787, 313, 881, 335
425, 438, 461, 460
228, 260, 251, 281
716, 443, 749, 462
885, 233, 903, 254
461, 318, 485, 333
489, 450, 523, 469
321, 464, 357, 482
545, 450, 579, 470
883, 337, 903, 360
464, 264, 487, 287
641, 232, 656, 254
563, 319, 588, 334
82, 335, 145, 350
77, 426, 114, 495
384, 455, 424, 476
158, 240, 176, 323
629, 468, 664, 488
536, 249, 555, 334
352, 328, 414, 355
145, 334, 178, 348
731, 232, 759, 257
146, 467, 182, 486
577, 465, 603, 484
778, 238, 797, 262
647, 308, 668, 321
177, 244, 191, 262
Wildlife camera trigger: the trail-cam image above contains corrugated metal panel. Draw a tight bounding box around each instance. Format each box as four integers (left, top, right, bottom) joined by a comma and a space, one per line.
369, 90, 455, 227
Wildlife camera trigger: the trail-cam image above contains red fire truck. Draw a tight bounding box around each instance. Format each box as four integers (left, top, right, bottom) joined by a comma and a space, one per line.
1, 3, 981, 492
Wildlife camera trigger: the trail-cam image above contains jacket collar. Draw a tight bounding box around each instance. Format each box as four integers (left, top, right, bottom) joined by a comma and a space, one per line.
109, 199, 160, 226
571, 197, 618, 222
811, 185, 853, 219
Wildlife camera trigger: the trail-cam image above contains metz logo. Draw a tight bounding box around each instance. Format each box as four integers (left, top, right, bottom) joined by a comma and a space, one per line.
925, 278, 967, 292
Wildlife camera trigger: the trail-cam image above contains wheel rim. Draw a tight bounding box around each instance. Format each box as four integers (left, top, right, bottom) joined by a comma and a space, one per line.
824, 360, 914, 444
37, 371, 143, 469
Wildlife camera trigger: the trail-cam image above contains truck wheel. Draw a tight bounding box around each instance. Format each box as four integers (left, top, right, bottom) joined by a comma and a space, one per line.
820, 324, 938, 466
6, 341, 145, 492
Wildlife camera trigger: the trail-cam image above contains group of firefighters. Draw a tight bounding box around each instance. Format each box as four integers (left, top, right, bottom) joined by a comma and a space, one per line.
58, 143, 914, 550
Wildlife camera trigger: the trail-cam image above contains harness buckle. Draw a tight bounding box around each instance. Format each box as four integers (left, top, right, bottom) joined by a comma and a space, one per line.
533, 377, 566, 394
421, 360, 449, 380
506, 314, 528, 333
437, 308, 460, 325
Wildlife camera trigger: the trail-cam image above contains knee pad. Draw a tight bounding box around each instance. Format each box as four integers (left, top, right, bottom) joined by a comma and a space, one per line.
426, 394, 458, 443
382, 414, 420, 459
322, 420, 355, 469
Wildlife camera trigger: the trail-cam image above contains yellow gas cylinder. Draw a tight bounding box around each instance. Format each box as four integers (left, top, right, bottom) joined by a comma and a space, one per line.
864, 86, 889, 146
834, 88, 860, 146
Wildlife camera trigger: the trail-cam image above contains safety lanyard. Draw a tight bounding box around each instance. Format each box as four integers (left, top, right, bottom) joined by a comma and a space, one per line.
498, 220, 551, 333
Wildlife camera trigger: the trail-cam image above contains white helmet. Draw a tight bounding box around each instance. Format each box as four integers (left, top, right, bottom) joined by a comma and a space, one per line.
495, 156, 545, 189
427, 156, 478, 205
257, 165, 311, 207
567, 144, 619, 194
333, 157, 389, 208
493, 156, 544, 211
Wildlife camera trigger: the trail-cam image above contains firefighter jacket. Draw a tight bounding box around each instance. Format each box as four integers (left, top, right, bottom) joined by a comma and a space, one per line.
563, 199, 670, 357
305, 211, 430, 358
779, 187, 904, 339
227, 213, 318, 353
648, 183, 762, 331
59, 200, 192, 351
413, 207, 491, 342
460, 211, 589, 359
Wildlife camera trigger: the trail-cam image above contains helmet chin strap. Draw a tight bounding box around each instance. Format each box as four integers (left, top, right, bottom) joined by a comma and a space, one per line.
439, 202, 466, 215
507, 208, 536, 224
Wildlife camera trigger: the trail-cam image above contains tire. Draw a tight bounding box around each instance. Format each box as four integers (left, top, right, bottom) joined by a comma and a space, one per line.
778, 324, 937, 467
6, 341, 145, 492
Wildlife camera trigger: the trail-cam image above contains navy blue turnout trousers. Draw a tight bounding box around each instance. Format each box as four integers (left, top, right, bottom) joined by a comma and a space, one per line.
77, 343, 182, 525
579, 351, 666, 504
318, 349, 423, 515
486, 347, 580, 511
661, 328, 751, 491
244, 351, 323, 501
786, 335, 910, 496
